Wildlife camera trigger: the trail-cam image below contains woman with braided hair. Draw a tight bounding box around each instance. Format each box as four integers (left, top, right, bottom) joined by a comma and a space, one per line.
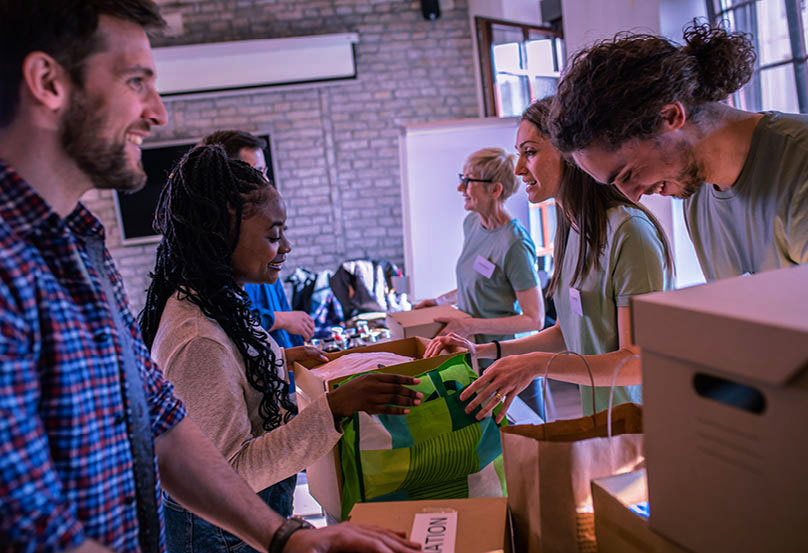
139, 145, 423, 553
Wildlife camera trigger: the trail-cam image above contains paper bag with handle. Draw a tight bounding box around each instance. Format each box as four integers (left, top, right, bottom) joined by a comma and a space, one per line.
500, 352, 644, 553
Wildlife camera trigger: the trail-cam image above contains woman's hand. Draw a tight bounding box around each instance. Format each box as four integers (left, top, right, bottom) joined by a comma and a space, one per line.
413, 298, 437, 310
273, 310, 316, 340
424, 332, 476, 358
327, 373, 424, 418
459, 352, 545, 423
285, 345, 328, 365
435, 316, 474, 338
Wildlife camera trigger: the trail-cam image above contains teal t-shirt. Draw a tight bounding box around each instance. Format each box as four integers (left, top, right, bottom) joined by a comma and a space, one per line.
685, 111, 808, 280
552, 205, 673, 415
455, 212, 539, 346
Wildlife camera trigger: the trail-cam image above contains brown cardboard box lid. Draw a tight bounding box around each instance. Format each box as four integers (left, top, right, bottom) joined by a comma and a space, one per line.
387, 305, 470, 327
632, 265, 808, 386
592, 470, 693, 553
294, 337, 461, 394
349, 497, 511, 553
293, 336, 430, 371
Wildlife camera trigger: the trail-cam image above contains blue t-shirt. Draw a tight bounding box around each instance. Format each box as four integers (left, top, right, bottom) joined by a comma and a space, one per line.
243, 281, 304, 348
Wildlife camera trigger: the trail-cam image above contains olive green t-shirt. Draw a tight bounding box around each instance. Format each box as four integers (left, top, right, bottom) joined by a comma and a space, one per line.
456, 212, 539, 347
552, 206, 673, 416
685, 111, 808, 281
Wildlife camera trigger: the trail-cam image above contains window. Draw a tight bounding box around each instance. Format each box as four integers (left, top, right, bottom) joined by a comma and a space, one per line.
476, 17, 564, 117
529, 199, 557, 273
707, 0, 808, 113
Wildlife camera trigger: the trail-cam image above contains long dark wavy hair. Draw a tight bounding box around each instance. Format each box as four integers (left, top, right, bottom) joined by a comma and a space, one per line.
139, 144, 296, 431
522, 98, 674, 297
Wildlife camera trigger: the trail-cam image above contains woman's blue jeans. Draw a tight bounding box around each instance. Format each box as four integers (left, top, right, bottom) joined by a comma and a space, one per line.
164, 474, 297, 553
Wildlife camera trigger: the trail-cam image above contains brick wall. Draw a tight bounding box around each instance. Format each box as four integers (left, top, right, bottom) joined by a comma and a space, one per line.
81, 0, 479, 314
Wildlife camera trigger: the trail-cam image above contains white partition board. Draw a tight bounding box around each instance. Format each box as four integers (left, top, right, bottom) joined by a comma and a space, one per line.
399, 117, 527, 301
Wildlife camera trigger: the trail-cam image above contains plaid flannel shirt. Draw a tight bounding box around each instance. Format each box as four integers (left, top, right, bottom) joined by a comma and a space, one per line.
0, 161, 186, 552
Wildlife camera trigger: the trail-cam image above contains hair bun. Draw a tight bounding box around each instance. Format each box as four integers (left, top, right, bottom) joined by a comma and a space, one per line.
682, 20, 756, 102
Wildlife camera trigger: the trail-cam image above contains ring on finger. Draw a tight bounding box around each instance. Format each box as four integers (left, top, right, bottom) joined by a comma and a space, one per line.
493, 391, 505, 403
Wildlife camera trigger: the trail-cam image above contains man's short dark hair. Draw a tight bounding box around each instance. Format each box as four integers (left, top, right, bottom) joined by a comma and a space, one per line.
201, 130, 267, 160
0, 0, 165, 128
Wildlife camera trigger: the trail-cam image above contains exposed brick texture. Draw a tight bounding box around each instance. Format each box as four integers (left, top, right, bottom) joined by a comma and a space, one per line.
80, 0, 478, 314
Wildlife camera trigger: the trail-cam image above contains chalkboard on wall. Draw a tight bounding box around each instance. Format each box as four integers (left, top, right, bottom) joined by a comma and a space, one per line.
113, 134, 273, 244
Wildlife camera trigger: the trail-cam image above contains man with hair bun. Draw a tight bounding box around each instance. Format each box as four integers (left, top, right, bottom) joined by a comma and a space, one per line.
552, 22, 808, 280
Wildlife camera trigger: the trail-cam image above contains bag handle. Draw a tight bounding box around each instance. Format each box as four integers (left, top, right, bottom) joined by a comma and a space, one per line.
541, 351, 597, 432
428, 370, 449, 397
541, 351, 640, 439
607, 354, 640, 438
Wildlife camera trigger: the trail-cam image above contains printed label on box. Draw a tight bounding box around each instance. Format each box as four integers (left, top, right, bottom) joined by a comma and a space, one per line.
410, 511, 458, 553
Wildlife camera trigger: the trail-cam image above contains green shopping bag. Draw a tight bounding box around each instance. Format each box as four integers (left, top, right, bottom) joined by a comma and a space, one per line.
338, 353, 507, 520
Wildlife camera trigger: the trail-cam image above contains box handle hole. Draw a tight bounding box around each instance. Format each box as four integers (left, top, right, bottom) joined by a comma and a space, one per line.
692, 373, 766, 414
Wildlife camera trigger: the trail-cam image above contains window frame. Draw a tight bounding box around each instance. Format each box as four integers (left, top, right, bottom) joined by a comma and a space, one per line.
475, 16, 563, 117
707, 0, 808, 112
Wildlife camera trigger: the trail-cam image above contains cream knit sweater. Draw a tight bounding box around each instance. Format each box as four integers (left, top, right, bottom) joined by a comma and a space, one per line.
151, 294, 341, 492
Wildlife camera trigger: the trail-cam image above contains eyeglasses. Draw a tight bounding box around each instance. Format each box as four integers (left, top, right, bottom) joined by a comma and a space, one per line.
458, 173, 493, 187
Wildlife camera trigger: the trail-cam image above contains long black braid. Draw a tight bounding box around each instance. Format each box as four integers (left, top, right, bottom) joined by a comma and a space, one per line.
138, 144, 297, 431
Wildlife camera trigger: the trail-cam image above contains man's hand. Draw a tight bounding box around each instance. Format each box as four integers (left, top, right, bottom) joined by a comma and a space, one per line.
412, 299, 436, 310
284, 523, 421, 552
326, 373, 424, 418
273, 311, 315, 341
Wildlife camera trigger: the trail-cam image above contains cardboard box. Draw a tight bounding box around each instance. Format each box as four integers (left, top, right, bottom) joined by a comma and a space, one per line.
349, 497, 513, 553
592, 470, 693, 553
386, 305, 471, 339
631, 265, 808, 553
293, 337, 459, 519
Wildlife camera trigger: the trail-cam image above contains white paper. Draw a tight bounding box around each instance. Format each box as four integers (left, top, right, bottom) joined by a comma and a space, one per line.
569, 287, 584, 317
410, 511, 458, 553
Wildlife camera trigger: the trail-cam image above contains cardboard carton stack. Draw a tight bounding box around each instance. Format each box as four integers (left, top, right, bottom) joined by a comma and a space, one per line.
591, 470, 692, 553
631, 264, 808, 553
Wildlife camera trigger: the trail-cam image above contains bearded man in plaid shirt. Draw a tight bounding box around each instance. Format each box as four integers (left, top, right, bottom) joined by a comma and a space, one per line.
0, 2, 422, 553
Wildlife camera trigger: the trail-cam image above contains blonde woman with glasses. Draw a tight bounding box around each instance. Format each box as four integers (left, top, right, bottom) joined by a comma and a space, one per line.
415, 147, 546, 415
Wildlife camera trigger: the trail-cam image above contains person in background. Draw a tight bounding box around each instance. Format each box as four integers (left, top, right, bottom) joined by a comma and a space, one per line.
139, 145, 424, 553
415, 148, 545, 414
0, 1, 420, 552
427, 97, 674, 420
202, 130, 313, 346
551, 22, 808, 280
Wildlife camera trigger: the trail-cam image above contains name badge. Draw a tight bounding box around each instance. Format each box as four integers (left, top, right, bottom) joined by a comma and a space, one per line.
410, 512, 458, 552
569, 287, 584, 317
472, 255, 495, 279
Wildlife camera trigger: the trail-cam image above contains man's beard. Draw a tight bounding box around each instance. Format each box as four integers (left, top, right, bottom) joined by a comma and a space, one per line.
60, 88, 147, 193
674, 141, 706, 200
